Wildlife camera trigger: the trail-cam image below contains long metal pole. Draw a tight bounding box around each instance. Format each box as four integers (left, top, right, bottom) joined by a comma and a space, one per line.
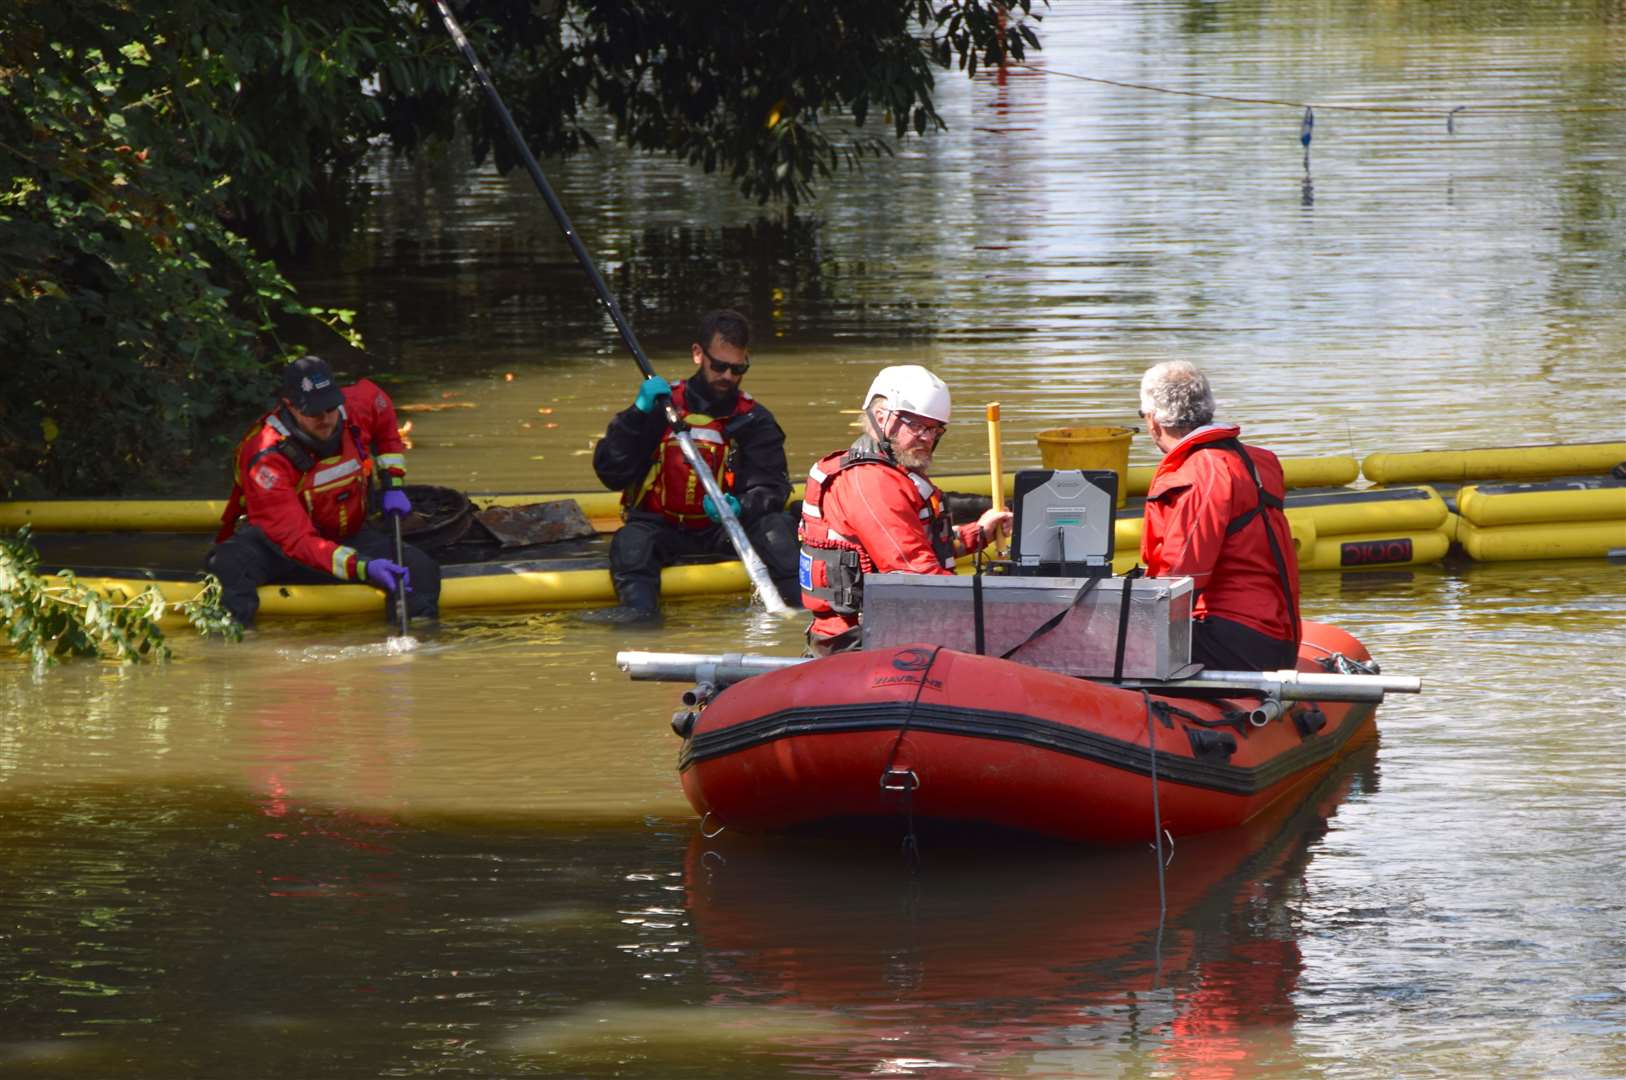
391, 513, 410, 637
616, 649, 1421, 701
429, 1, 791, 616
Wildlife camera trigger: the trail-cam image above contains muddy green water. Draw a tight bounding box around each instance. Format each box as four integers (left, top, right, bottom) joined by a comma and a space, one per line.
5, 2, 1625, 1077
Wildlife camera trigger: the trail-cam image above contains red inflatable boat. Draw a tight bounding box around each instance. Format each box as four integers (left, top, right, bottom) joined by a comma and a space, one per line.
675, 620, 1383, 846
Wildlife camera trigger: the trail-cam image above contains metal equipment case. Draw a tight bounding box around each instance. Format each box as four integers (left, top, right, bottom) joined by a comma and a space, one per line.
862, 573, 1195, 680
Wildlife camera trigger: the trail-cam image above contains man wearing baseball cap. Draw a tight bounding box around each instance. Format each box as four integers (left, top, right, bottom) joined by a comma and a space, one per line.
208, 355, 440, 628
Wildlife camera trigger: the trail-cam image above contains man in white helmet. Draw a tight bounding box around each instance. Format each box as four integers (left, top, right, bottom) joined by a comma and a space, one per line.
799, 364, 1013, 654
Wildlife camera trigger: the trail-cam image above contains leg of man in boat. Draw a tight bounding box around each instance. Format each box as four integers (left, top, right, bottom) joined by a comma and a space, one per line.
1192, 615, 1300, 672
346, 525, 442, 622
805, 623, 863, 658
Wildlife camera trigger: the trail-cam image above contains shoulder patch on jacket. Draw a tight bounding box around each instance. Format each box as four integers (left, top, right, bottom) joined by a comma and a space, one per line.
253, 463, 281, 490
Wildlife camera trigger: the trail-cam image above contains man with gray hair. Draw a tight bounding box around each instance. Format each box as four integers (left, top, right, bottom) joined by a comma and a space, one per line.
1138, 361, 1301, 671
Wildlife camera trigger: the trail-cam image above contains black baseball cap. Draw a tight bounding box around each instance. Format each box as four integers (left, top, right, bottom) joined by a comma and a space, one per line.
281, 355, 344, 414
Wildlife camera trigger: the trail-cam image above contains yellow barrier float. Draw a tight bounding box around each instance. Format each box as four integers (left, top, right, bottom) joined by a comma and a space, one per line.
1451, 477, 1626, 562
72, 483, 1452, 621
0, 458, 1364, 534
1362, 441, 1626, 485
1113, 486, 1446, 571
1300, 528, 1451, 572
1283, 487, 1449, 571
1455, 517, 1626, 563
78, 557, 756, 627
1125, 455, 1358, 497
1456, 478, 1626, 528
21, 459, 1622, 625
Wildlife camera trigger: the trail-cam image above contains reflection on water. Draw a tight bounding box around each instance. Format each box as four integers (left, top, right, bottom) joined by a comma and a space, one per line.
1, 559, 1621, 1076
0, 748, 1371, 1078
682, 753, 1377, 1077
4, 0, 1624, 1076
288, 1, 1624, 495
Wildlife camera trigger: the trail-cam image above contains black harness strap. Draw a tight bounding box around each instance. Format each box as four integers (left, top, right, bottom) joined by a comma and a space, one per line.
1197, 438, 1299, 631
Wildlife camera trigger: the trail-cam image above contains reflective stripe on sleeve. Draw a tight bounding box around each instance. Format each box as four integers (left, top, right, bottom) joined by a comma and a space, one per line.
332, 546, 361, 579
376, 453, 406, 472
808, 465, 829, 484
801, 503, 823, 519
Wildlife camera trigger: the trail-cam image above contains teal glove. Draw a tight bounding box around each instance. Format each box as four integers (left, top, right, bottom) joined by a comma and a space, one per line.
633, 375, 671, 413
703, 492, 742, 523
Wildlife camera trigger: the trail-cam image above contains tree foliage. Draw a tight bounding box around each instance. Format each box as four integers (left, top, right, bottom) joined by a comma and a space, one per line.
0, 0, 1041, 498
1, 527, 240, 669
452, 0, 1043, 204
0, 0, 414, 496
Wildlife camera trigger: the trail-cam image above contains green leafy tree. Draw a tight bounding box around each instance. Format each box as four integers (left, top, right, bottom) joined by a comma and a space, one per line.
449, 0, 1043, 204
0, 0, 1041, 498
0, 0, 462, 496
1, 527, 240, 668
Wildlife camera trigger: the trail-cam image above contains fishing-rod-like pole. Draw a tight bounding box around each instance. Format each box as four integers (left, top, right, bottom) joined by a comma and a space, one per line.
428, 0, 792, 616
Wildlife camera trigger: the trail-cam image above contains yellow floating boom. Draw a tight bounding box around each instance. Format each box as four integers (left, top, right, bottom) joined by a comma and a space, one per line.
1362, 442, 1626, 485
1456, 479, 1626, 528
0, 457, 1364, 534
1455, 517, 1626, 563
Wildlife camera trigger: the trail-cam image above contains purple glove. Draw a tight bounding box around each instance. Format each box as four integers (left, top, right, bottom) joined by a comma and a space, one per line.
365, 559, 411, 594
380, 489, 411, 518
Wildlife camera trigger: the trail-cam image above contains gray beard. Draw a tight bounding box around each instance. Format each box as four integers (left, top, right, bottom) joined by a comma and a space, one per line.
895, 446, 933, 472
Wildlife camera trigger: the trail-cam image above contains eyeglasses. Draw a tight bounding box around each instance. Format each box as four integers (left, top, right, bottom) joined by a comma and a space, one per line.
893, 411, 947, 440
701, 345, 750, 377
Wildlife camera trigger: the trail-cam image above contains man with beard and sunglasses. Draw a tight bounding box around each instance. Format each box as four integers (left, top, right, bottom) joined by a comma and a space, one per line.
593, 309, 801, 618
209, 355, 440, 629
798, 364, 1013, 655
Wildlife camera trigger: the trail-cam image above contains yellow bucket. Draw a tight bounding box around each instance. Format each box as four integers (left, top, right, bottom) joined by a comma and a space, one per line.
1035, 426, 1134, 505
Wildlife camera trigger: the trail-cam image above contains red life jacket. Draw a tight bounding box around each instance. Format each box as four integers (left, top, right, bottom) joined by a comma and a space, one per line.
624, 381, 757, 529
798, 447, 958, 617
216, 407, 374, 541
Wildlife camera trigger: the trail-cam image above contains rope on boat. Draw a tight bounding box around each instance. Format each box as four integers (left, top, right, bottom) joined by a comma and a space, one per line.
881, 645, 945, 868
1142, 690, 1168, 926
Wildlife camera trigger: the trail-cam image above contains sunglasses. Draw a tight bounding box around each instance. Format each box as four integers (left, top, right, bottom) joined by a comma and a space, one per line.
893, 411, 947, 439
701, 345, 750, 377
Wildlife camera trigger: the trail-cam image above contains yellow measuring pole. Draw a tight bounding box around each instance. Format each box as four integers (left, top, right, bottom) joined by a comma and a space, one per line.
986, 402, 1008, 557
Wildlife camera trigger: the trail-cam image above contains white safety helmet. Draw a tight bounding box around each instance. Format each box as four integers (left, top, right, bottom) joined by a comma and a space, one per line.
862, 365, 952, 425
